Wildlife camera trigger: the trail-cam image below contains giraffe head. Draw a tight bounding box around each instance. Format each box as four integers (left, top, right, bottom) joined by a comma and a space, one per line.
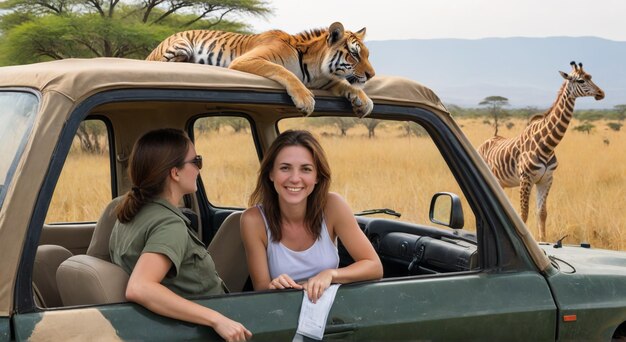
559, 61, 605, 100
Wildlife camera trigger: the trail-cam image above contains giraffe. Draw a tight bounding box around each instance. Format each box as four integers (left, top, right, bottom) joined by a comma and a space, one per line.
477, 61, 604, 241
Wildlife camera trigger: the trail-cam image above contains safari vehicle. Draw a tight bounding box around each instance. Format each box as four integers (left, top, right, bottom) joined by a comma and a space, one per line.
1, 58, 626, 341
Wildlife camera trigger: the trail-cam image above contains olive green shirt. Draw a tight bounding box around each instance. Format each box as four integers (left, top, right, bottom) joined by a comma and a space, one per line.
109, 198, 226, 297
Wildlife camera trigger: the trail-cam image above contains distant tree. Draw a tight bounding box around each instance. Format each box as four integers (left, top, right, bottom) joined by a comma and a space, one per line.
0, 0, 270, 65
575, 110, 605, 122
329, 117, 357, 136
479, 96, 510, 135
76, 120, 106, 154
573, 121, 595, 134
223, 117, 248, 133
195, 117, 223, 134
360, 118, 382, 138
402, 122, 427, 137
518, 106, 541, 120
614, 105, 626, 121
607, 122, 622, 132
505, 122, 515, 130
446, 104, 465, 117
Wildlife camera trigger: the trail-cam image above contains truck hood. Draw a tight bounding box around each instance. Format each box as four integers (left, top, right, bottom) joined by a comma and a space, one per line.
539, 243, 626, 275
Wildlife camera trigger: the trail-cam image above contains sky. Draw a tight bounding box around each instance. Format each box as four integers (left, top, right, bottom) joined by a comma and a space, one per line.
242, 0, 626, 41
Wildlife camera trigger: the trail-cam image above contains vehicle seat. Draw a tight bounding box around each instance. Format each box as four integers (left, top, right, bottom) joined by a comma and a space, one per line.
56, 255, 129, 306
33, 244, 73, 307
86, 196, 123, 262
56, 196, 129, 306
208, 211, 249, 292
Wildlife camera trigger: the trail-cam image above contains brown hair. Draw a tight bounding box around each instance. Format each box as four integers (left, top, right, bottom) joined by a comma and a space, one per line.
249, 130, 331, 241
116, 128, 190, 223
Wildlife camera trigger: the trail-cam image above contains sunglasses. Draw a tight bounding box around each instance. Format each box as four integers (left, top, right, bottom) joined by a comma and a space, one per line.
183, 155, 203, 170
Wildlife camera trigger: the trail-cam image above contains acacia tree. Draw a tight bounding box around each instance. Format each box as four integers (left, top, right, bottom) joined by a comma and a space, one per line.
479, 95, 510, 136
402, 122, 427, 137
607, 122, 622, 132
76, 120, 106, 154
330, 117, 357, 136
573, 121, 595, 134
222, 117, 248, 133
519, 105, 541, 124
0, 0, 271, 64
614, 104, 626, 121
360, 118, 381, 138
0, 0, 270, 152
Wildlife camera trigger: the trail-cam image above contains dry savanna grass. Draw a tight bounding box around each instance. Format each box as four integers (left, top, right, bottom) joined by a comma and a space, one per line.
47, 118, 626, 251
461, 117, 626, 250
48, 153, 112, 222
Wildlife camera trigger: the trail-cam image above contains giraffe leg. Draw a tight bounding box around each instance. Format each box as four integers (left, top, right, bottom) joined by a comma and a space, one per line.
519, 175, 533, 224
535, 176, 553, 242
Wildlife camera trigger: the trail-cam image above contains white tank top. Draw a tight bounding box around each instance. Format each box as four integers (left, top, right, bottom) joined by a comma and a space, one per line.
257, 205, 339, 282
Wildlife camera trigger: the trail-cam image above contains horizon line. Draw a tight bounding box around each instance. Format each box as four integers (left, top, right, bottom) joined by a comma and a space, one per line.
366, 36, 626, 43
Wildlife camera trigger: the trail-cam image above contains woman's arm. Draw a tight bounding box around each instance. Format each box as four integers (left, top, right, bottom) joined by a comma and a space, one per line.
303, 192, 383, 302
327, 192, 383, 283
240, 207, 302, 291
126, 252, 251, 341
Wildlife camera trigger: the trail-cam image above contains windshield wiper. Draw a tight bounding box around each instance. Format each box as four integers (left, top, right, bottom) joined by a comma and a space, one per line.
355, 208, 401, 218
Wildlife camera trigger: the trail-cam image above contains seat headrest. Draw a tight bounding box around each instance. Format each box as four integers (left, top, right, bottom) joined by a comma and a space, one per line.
56, 255, 129, 306
86, 196, 124, 261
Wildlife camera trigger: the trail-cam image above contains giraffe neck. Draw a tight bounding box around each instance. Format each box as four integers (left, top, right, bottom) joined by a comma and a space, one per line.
533, 82, 576, 155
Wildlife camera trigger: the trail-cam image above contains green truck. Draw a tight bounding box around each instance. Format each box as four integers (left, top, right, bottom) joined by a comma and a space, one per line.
1, 58, 625, 340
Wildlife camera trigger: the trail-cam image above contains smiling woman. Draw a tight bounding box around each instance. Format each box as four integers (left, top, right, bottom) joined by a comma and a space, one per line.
240, 129, 383, 303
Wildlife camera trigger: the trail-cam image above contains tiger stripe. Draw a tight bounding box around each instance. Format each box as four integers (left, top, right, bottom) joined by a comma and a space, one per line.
146, 22, 376, 117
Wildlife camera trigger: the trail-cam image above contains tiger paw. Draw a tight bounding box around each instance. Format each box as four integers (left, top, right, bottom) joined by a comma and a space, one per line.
289, 86, 316, 116
351, 90, 374, 118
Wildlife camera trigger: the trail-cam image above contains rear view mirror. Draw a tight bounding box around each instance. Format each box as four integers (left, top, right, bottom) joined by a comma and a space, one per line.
429, 192, 464, 229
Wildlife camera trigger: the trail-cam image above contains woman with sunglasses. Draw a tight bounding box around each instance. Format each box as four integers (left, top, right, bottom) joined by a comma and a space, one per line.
110, 128, 251, 341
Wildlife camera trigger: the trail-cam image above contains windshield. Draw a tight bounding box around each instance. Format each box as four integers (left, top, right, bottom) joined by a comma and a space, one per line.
0, 91, 39, 208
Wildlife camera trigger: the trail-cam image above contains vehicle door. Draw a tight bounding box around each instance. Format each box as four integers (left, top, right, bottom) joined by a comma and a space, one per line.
274, 115, 557, 341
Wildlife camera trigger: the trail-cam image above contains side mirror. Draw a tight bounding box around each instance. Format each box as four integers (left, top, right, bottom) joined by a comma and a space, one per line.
429, 192, 464, 229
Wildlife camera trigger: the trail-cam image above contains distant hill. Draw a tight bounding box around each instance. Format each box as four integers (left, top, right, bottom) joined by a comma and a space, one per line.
366, 37, 626, 109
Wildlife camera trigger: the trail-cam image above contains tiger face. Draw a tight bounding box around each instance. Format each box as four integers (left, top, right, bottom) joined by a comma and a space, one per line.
323, 23, 375, 87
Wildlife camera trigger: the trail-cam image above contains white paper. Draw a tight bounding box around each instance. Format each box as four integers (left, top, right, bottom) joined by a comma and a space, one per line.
295, 284, 340, 340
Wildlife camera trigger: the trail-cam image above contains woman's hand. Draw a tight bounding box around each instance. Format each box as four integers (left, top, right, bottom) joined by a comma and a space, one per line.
302, 269, 336, 303
128, 253, 253, 341
213, 314, 253, 342
269, 273, 303, 290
